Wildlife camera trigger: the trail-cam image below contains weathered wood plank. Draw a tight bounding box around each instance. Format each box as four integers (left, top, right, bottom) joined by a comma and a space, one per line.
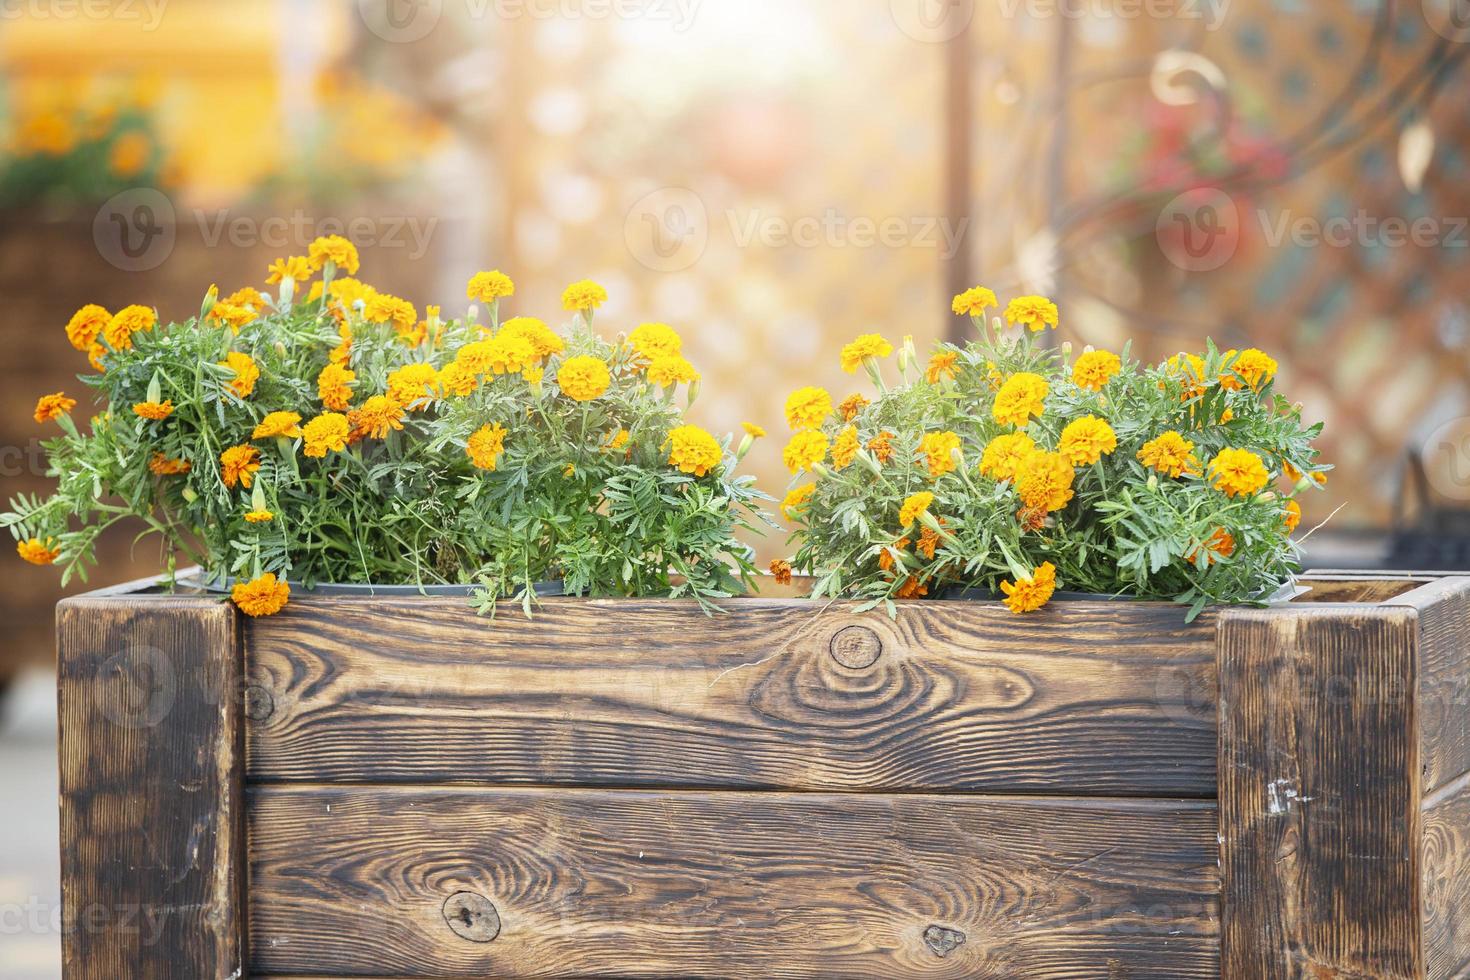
248, 786, 1220, 979
245, 598, 1219, 795
1424, 769, 1470, 980
57, 596, 245, 980
1217, 605, 1424, 980
1392, 578, 1470, 792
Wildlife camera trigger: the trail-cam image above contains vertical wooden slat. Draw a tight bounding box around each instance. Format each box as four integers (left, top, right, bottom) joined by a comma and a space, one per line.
57, 596, 244, 980
1218, 605, 1424, 979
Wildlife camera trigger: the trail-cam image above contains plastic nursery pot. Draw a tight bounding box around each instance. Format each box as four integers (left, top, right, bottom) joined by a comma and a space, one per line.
175, 571, 565, 599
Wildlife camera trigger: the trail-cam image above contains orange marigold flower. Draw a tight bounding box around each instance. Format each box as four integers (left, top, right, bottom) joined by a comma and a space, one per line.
34, 392, 77, 423
103, 305, 156, 351
253, 411, 304, 440
784, 387, 833, 431
839, 333, 893, 373
1284, 498, 1303, 533
1165, 353, 1209, 401
1058, 416, 1117, 467
782, 430, 828, 475
318, 363, 356, 410
209, 303, 257, 333
1230, 348, 1278, 389
895, 576, 929, 600
1189, 528, 1237, 566
266, 255, 312, 285
1015, 451, 1075, 514
348, 395, 406, 440
65, 304, 111, 352
386, 364, 439, 410
1000, 562, 1057, 614
435, 361, 478, 398
231, 572, 290, 617
149, 453, 191, 476
1004, 295, 1060, 332
132, 400, 174, 421
364, 293, 418, 335
979, 432, 1036, 482
467, 423, 508, 471
1072, 349, 1122, 391
769, 559, 793, 586
868, 431, 896, 464
307, 235, 360, 274
302, 413, 350, 458
220, 351, 260, 399
1138, 431, 1201, 478
919, 431, 962, 479
992, 372, 1049, 427
1208, 448, 1270, 498
466, 270, 515, 303
220, 445, 261, 489
17, 538, 61, 566
781, 485, 814, 519
666, 424, 723, 477
838, 393, 869, 422
926, 350, 959, 384
916, 522, 944, 560
830, 426, 860, 471
878, 538, 911, 573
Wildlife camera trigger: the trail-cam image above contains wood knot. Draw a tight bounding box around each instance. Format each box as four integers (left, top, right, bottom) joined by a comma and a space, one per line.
829, 625, 883, 670
243, 684, 274, 722
442, 891, 500, 943
923, 924, 966, 958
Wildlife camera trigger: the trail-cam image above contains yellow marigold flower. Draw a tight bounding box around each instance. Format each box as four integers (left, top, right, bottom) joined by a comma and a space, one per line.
770, 559, 794, 586
1284, 498, 1303, 533
646, 354, 701, 387
782, 485, 815, 519
455, 340, 497, 377
220, 445, 261, 489
523, 366, 545, 385
318, 363, 356, 411
466, 270, 515, 303
1001, 562, 1057, 614
364, 293, 418, 334
868, 431, 896, 464
607, 429, 630, 451
919, 431, 962, 479
1058, 416, 1118, 467
87, 343, 108, 372
231, 572, 290, 618
839, 333, 893, 373
783, 430, 829, 474
1138, 431, 1201, 478
1072, 349, 1122, 391
148, 453, 191, 476
1004, 295, 1060, 332
628, 322, 683, 361
34, 392, 77, 423
562, 279, 608, 312
436, 362, 478, 398
952, 286, 997, 317
500, 317, 565, 360
743, 422, 766, 439
838, 393, 869, 422
784, 386, 833, 431
467, 423, 508, 471
132, 400, 174, 421
926, 350, 959, 384
1165, 353, 1209, 400
1283, 462, 1303, 482
1313, 471, 1328, 486
308, 235, 360, 275
1208, 448, 1270, 498
666, 424, 724, 477
992, 372, 1049, 427
386, 364, 439, 409
484, 334, 536, 375
209, 303, 257, 333
266, 256, 312, 285
103, 305, 156, 351
899, 491, 935, 528
1189, 528, 1236, 566
65, 304, 110, 352
557, 355, 611, 402
244, 510, 274, 524
220, 351, 260, 399
1016, 451, 1076, 514
17, 538, 61, 566
1231, 348, 1278, 389
348, 396, 406, 440
979, 432, 1036, 482
302, 413, 350, 458
224, 286, 267, 312
830, 426, 861, 471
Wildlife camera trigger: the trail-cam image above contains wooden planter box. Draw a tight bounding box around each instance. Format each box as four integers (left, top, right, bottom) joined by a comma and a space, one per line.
57, 573, 1470, 979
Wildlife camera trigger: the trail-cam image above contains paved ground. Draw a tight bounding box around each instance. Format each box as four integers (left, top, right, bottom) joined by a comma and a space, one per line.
0, 669, 62, 980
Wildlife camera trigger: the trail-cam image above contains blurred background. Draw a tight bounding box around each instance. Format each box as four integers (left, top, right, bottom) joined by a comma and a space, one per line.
2, 2, 1470, 974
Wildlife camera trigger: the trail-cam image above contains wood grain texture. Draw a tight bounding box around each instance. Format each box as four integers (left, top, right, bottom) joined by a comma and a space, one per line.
1423, 770, 1470, 980
1217, 605, 1423, 980
248, 786, 1220, 979
57, 595, 245, 980
245, 597, 1219, 795
1393, 578, 1470, 793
